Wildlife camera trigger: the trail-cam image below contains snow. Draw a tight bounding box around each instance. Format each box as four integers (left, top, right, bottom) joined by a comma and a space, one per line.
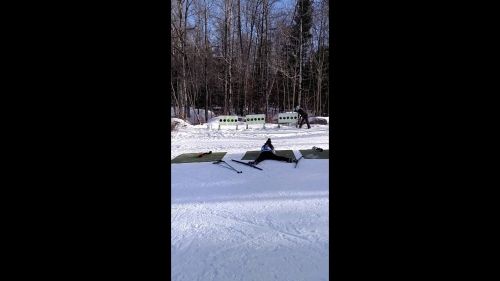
171, 107, 216, 125
171, 123, 329, 281
171, 118, 193, 127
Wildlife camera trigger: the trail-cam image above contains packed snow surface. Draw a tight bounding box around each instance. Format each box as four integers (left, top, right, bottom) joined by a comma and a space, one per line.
171, 122, 329, 281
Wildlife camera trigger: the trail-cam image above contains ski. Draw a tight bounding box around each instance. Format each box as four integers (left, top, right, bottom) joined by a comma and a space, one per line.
231, 159, 263, 170
295, 156, 304, 168
197, 151, 212, 158
213, 160, 242, 173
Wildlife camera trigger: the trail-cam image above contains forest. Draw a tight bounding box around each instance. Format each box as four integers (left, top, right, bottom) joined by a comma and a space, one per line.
171, 0, 329, 123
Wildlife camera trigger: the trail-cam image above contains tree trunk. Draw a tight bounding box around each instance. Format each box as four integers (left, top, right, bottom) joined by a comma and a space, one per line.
298, 19, 302, 108
204, 0, 209, 123
237, 0, 243, 116
228, 0, 233, 114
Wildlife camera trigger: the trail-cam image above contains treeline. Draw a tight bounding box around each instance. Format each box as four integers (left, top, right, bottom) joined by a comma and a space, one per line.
171, 0, 329, 122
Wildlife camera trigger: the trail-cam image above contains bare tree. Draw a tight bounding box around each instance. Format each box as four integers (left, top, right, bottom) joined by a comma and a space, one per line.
171, 0, 329, 122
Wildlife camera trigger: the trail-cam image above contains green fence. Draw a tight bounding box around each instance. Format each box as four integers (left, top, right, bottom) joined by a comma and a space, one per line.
218, 115, 239, 130
245, 114, 265, 129
277, 112, 299, 128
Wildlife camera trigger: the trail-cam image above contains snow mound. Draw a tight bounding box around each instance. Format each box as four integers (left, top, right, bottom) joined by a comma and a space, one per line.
206, 116, 220, 125
171, 107, 216, 125
309, 116, 329, 125
171, 118, 192, 131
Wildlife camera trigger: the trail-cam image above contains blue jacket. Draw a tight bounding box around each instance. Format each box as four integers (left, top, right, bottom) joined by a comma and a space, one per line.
261, 144, 275, 153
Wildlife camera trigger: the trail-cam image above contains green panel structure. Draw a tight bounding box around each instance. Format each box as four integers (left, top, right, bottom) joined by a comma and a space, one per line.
218, 115, 239, 130
241, 150, 296, 161
171, 152, 227, 164
298, 149, 329, 159
245, 114, 266, 129
277, 112, 299, 128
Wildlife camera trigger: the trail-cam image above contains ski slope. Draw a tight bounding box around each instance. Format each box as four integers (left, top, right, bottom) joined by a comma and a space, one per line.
171, 121, 330, 281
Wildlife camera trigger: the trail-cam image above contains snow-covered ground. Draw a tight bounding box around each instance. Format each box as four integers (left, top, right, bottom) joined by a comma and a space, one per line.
171, 107, 216, 125
171, 122, 329, 281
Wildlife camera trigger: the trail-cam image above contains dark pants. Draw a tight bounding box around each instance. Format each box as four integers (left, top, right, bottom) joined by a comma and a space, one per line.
255, 151, 291, 164
299, 115, 311, 129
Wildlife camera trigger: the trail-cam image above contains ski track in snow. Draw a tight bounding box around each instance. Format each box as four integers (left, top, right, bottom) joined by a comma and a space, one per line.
171, 123, 329, 281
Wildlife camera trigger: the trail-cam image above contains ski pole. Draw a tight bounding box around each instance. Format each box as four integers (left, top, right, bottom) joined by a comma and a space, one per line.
213, 160, 242, 173
220, 160, 242, 173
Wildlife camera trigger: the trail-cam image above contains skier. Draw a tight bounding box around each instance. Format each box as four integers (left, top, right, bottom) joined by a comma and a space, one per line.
294, 106, 311, 129
249, 138, 297, 165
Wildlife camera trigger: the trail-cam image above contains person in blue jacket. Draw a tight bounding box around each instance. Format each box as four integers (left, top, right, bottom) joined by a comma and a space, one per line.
249, 138, 297, 165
